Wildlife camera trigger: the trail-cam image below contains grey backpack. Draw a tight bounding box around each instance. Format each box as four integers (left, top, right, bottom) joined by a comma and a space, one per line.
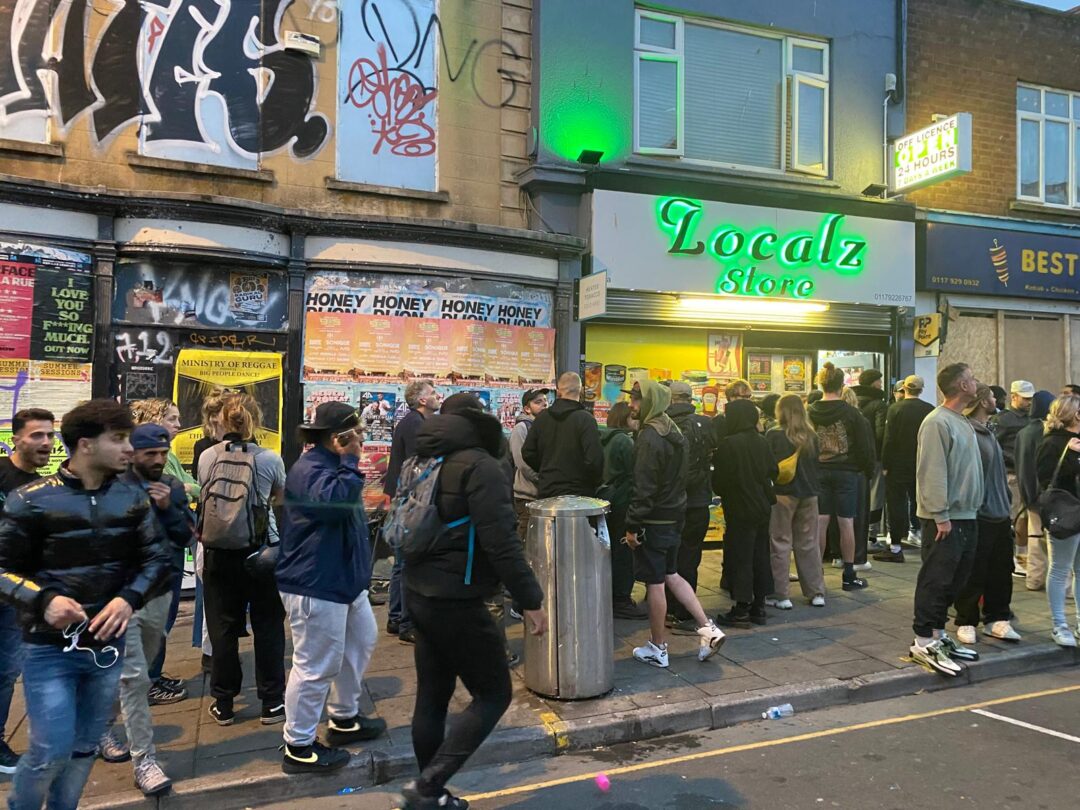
197, 442, 268, 551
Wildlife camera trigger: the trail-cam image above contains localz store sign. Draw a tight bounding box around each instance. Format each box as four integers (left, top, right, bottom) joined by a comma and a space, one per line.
590, 191, 915, 306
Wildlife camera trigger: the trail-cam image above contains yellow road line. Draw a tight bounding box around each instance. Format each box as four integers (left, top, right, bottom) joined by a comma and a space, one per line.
465, 683, 1080, 802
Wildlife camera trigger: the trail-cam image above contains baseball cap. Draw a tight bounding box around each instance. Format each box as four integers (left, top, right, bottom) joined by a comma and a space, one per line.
668, 381, 693, 399
131, 423, 171, 450
858, 369, 883, 387
521, 388, 550, 407
300, 402, 360, 433
902, 374, 925, 393
963, 383, 994, 416
1010, 380, 1035, 398
893, 379, 905, 393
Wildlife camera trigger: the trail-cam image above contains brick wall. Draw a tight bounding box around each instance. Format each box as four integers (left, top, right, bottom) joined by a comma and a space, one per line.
906, 0, 1080, 218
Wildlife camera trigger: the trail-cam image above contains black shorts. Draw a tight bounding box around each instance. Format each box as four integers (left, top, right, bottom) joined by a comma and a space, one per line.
632, 524, 681, 585
819, 468, 860, 519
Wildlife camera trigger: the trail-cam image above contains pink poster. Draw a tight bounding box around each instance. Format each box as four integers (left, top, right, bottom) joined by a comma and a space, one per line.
0, 262, 36, 359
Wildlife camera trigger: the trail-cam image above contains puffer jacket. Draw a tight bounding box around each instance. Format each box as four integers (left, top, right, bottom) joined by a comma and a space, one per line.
851, 384, 888, 457
405, 409, 543, 610
0, 466, 172, 646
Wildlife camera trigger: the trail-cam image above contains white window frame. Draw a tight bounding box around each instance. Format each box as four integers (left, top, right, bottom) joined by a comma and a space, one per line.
633, 9, 829, 176
1016, 82, 1080, 209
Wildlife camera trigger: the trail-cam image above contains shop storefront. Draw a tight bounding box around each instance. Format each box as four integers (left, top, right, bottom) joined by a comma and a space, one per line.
581, 190, 917, 416
919, 214, 1080, 391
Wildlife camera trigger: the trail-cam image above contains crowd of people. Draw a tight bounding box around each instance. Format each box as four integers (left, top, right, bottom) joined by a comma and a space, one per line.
0, 360, 1078, 808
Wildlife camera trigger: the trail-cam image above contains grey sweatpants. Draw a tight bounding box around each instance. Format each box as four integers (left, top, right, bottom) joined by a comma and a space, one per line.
117, 592, 172, 760
281, 591, 377, 747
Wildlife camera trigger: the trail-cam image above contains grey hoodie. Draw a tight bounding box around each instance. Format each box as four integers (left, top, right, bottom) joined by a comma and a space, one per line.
969, 418, 1011, 521
509, 414, 540, 500
916, 405, 983, 523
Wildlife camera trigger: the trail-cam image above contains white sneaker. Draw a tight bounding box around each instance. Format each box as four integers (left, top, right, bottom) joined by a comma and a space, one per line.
831, 559, 844, 569
906, 531, 922, 548
1051, 625, 1077, 648
765, 598, 793, 610
956, 625, 977, 645
633, 640, 670, 668
133, 756, 172, 797
854, 562, 872, 572
811, 595, 826, 607
910, 639, 962, 676
983, 621, 1021, 642
1013, 556, 1028, 577
696, 621, 726, 661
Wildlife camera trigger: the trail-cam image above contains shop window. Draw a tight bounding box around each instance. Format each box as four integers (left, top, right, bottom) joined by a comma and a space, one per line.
1016, 83, 1080, 209
633, 9, 829, 176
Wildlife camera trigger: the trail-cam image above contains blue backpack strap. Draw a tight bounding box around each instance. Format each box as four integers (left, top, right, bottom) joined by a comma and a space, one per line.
444, 516, 475, 585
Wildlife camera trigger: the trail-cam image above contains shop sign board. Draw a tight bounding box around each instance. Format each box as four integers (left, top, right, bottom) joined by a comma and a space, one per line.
577, 271, 607, 321
891, 113, 972, 192
924, 222, 1080, 301
914, 313, 942, 358
591, 191, 915, 306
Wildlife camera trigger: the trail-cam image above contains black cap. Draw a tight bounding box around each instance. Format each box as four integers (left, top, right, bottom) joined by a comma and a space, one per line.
521, 388, 550, 407
300, 402, 360, 433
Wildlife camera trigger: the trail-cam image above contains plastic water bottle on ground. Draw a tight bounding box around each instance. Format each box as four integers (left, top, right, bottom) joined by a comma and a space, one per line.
762, 703, 794, 720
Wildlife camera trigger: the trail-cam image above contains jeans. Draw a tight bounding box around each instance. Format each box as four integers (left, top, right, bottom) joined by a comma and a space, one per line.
607, 509, 635, 602
0, 603, 23, 741
409, 592, 511, 799
148, 572, 183, 682
724, 517, 773, 607
9, 640, 124, 810
912, 518, 977, 638
954, 518, 1014, 627
388, 549, 412, 633
666, 505, 709, 619
769, 495, 825, 599
115, 593, 172, 760
885, 476, 917, 545
1047, 532, 1080, 629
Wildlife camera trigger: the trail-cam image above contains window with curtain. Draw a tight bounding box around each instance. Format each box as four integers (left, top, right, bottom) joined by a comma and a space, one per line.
1017, 84, 1080, 208
634, 9, 829, 176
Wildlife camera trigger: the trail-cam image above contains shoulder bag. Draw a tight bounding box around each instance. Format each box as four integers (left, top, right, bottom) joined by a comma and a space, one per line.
1036, 444, 1080, 540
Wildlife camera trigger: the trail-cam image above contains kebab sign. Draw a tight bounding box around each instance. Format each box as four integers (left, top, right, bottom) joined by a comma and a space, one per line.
892, 113, 972, 192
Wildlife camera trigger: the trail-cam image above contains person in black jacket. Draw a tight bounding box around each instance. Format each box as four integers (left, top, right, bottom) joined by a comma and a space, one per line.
402, 394, 547, 810
714, 399, 780, 627
521, 372, 604, 498
0, 400, 171, 810
1015, 390, 1055, 590
626, 381, 726, 669
852, 370, 888, 545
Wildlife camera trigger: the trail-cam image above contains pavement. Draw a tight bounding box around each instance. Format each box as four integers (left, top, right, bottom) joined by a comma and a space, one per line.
0, 548, 1076, 810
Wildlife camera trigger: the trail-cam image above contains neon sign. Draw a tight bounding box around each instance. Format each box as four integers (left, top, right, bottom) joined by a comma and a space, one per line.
656, 197, 868, 300
891, 113, 972, 192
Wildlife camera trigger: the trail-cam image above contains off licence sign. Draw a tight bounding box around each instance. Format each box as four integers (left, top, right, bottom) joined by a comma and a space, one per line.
892, 113, 972, 192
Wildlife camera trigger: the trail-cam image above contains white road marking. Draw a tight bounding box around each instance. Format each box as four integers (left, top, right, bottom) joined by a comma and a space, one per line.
970, 709, 1080, 743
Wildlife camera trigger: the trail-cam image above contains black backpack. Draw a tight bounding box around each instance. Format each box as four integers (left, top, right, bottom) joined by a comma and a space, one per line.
676, 413, 714, 495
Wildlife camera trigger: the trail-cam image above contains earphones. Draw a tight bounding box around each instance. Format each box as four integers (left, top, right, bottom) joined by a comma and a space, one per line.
62, 620, 120, 669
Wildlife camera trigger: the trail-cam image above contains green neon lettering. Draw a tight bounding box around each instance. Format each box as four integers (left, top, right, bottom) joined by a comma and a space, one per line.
782, 235, 814, 265
795, 279, 814, 297
836, 239, 867, 272
818, 214, 844, 264
748, 231, 778, 261
717, 268, 743, 294
660, 198, 705, 255
712, 228, 745, 258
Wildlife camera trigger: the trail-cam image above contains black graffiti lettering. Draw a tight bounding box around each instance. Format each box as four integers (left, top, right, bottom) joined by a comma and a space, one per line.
92, 0, 147, 142
145, 0, 219, 144
55, 0, 97, 128
0, 0, 52, 117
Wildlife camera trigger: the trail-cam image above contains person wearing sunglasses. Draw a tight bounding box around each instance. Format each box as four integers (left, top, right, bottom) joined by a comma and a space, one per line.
0, 400, 173, 810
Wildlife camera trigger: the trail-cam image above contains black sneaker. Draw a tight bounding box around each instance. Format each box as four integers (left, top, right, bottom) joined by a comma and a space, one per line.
666, 616, 700, 635
402, 781, 470, 809
399, 627, 417, 644
326, 714, 387, 746
842, 578, 869, 591
613, 598, 648, 620
148, 682, 187, 706
385, 619, 400, 636
209, 700, 235, 726
156, 674, 185, 691
748, 608, 767, 626
281, 740, 350, 775
715, 609, 752, 629
261, 702, 286, 725
872, 549, 906, 563
0, 739, 19, 774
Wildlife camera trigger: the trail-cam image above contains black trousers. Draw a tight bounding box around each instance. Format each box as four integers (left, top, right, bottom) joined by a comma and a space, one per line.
954, 517, 1014, 627
409, 592, 512, 797
854, 474, 870, 565
203, 547, 286, 705
886, 476, 918, 545
724, 518, 773, 607
608, 509, 635, 601
912, 519, 977, 638
667, 505, 710, 619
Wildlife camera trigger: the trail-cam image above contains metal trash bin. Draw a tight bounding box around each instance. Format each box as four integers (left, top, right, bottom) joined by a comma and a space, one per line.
523, 496, 613, 700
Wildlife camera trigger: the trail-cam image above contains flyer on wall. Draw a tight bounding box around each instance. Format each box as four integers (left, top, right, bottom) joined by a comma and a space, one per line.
0, 359, 93, 474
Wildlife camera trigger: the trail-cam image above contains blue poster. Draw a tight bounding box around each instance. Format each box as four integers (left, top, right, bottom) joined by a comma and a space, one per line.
924, 222, 1080, 301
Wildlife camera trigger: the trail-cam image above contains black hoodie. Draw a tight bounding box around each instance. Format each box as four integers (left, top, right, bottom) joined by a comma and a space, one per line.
807, 399, 875, 477
405, 410, 543, 609
711, 400, 778, 525
851, 384, 888, 456
521, 397, 604, 498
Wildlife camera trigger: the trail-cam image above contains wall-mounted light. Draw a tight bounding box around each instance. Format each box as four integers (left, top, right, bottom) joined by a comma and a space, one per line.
577, 149, 604, 165
861, 183, 888, 198
679, 297, 830, 318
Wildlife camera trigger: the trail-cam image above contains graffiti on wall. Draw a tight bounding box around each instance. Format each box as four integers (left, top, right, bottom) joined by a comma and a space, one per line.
0, 0, 329, 166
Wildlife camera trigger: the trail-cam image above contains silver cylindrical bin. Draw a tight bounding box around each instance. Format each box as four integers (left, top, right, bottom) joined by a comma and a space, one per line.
523, 495, 612, 700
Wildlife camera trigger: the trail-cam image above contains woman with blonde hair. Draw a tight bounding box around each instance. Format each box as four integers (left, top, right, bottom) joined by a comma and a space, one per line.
130, 397, 199, 499
1036, 394, 1080, 647
197, 392, 288, 725
766, 395, 826, 607
191, 388, 230, 474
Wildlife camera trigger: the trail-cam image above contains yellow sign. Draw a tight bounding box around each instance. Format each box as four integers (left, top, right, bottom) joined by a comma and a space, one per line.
914, 314, 942, 358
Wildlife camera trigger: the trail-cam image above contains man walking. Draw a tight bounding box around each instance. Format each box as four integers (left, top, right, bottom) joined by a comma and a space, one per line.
953, 384, 1021, 646
991, 380, 1034, 574
384, 380, 440, 644
522, 372, 604, 498
279, 402, 387, 774
877, 376, 934, 562
625, 381, 726, 668
909, 364, 984, 676
508, 388, 548, 539
102, 424, 195, 795
0, 408, 55, 774
664, 382, 715, 631
0, 400, 171, 810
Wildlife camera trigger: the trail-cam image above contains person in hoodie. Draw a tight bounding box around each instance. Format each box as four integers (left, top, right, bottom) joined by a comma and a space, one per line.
598, 402, 647, 620
522, 372, 604, 498
664, 382, 716, 630
953, 384, 1021, 646
991, 380, 1035, 575
878, 375, 935, 561
808, 363, 875, 591
1015, 389, 1056, 591
625, 381, 726, 669
713, 399, 780, 627
508, 388, 548, 540
852, 370, 888, 546
1036, 394, 1080, 648
402, 393, 547, 810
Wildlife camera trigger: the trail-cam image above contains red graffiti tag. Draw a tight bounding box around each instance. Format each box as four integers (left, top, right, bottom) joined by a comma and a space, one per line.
147, 15, 165, 52
346, 44, 436, 157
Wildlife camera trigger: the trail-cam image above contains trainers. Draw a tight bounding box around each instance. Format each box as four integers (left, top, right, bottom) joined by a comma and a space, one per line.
399, 627, 418, 644
156, 673, 184, 691
0, 739, 18, 774
385, 619, 400, 636
811, 595, 826, 607
983, 621, 1022, 642
715, 608, 752, 629
1051, 625, 1077, 647
402, 782, 470, 809
148, 682, 187, 706
632, 640, 669, 668
909, 639, 962, 677
749, 607, 768, 625
904, 531, 922, 549
508, 606, 524, 621
98, 728, 131, 763
830, 559, 844, 569
281, 740, 350, 775
209, 700, 235, 726
853, 562, 872, 572
940, 632, 979, 661
326, 714, 387, 746
696, 621, 726, 661
133, 756, 172, 797
666, 616, 701, 635
613, 599, 648, 620
867, 540, 888, 554
873, 549, 905, 563
841, 577, 868, 591
956, 625, 977, 645
765, 597, 793, 610
261, 703, 286, 725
